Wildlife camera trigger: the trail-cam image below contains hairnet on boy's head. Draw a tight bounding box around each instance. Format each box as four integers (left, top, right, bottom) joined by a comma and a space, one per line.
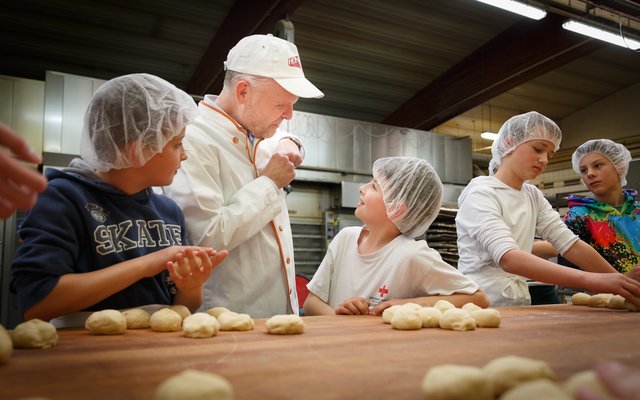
489, 111, 562, 175
372, 157, 443, 238
81, 73, 197, 172
572, 139, 632, 187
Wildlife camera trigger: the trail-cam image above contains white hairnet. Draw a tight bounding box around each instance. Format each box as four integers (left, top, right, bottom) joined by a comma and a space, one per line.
489, 111, 562, 175
372, 157, 443, 238
572, 139, 632, 187
81, 73, 197, 172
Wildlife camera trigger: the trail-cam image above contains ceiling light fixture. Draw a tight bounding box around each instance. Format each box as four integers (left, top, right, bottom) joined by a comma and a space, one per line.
562, 20, 640, 50
474, 0, 547, 20
481, 132, 499, 141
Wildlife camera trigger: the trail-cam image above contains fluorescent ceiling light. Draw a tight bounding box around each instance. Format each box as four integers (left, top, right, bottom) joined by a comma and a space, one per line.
562, 20, 640, 50
474, 0, 547, 20
481, 132, 499, 141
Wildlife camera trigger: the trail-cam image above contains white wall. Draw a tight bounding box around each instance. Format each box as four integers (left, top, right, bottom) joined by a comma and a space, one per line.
560, 82, 640, 150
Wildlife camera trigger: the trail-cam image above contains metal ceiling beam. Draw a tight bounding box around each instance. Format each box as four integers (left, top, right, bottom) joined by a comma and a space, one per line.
383, 14, 606, 131
186, 0, 304, 96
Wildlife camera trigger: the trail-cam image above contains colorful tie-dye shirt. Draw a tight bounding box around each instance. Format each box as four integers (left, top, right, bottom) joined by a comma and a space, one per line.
564, 189, 640, 274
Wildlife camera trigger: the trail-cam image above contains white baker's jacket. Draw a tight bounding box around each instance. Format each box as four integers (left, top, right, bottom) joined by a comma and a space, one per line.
164, 96, 298, 317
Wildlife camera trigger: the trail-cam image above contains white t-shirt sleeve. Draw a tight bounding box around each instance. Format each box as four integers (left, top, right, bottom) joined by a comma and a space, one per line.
531, 186, 579, 254
306, 230, 344, 303
456, 187, 520, 265
412, 244, 480, 295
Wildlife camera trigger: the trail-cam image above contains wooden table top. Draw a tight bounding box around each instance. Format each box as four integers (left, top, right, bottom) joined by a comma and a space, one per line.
0, 304, 638, 400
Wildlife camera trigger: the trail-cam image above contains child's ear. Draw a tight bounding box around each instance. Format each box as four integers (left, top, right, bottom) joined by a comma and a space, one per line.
388, 203, 407, 222
124, 141, 145, 168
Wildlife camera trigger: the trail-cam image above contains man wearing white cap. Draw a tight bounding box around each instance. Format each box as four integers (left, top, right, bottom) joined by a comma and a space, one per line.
164, 34, 323, 317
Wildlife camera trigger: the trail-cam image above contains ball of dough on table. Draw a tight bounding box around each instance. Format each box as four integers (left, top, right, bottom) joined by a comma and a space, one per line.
123, 308, 151, 329
382, 305, 403, 324
418, 307, 442, 328
155, 369, 234, 400
470, 309, 501, 328
12, 319, 58, 349
434, 299, 456, 313
607, 295, 626, 310
501, 379, 571, 400
563, 370, 609, 398
625, 298, 640, 312
169, 304, 191, 322
421, 364, 492, 400
400, 302, 422, 311
390, 309, 422, 330
206, 307, 230, 318
461, 302, 482, 312
0, 324, 13, 364
217, 312, 254, 331
85, 309, 127, 335
483, 355, 556, 396
588, 293, 613, 308
183, 313, 220, 338
265, 315, 304, 334
571, 292, 591, 306
150, 308, 183, 332
439, 309, 475, 331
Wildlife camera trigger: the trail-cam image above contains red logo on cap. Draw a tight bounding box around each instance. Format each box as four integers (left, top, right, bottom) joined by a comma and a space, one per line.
288, 56, 301, 68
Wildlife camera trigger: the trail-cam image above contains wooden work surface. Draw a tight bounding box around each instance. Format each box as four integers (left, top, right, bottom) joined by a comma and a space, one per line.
1, 304, 638, 400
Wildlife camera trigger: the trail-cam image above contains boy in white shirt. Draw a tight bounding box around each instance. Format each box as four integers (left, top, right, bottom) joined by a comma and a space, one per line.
455, 111, 640, 307
303, 157, 489, 316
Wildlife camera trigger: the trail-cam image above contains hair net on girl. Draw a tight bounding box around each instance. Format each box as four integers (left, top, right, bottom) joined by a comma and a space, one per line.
571, 139, 632, 187
81, 73, 197, 172
372, 157, 443, 238
489, 111, 562, 175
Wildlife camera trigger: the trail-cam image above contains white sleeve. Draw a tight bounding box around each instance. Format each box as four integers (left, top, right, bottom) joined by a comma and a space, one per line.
413, 245, 480, 295
456, 187, 520, 265
532, 188, 579, 254
306, 233, 341, 303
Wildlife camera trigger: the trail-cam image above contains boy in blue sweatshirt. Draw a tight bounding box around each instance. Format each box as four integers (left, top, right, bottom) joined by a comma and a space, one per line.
12, 74, 227, 327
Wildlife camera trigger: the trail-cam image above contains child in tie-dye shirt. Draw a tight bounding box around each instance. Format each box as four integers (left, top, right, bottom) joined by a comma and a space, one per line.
565, 139, 640, 276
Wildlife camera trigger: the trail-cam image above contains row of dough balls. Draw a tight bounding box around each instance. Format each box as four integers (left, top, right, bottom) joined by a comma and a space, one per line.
85, 306, 304, 337
422, 355, 617, 400
382, 300, 501, 331
571, 292, 639, 311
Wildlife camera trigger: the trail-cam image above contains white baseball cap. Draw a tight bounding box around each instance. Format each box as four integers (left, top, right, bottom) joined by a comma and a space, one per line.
224, 34, 324, 99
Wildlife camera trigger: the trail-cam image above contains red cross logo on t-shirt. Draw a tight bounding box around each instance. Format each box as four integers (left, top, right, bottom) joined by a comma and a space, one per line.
378, 285, 389, 297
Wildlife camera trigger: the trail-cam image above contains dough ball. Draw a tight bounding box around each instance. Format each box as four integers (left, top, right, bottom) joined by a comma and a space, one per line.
571, 292, 591, 306
85, 309, 126, 335
382, 305, 403, 324
169, 305, 191, 321
217, 312, 254, 331
439, 309, 475, 331
123, 308, 151, 329
434, 299, 456, 313
155, 369, 234, 400
183, 313, 220, 338
150, 308, 183, 332
0, 324, 13, 364
624, 298, 640, 312
421, 364, 492, 400
607, 295, 626, 310
564, 370, 609, 398
588, 293, 613, 308
470, 309, 501, 328
501, 379, 571, 400
12, 319, 58, 349
483, 355, 556, 396
265, 315, 304, 335
390, 309, 422, 330
418, 307, 442, 328
401, 302, 422, 311
461, 302, 482, 312
206, 307, 230, 318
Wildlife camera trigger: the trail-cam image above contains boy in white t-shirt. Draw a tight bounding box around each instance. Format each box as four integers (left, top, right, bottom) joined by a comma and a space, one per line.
303, 157, 489, 316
